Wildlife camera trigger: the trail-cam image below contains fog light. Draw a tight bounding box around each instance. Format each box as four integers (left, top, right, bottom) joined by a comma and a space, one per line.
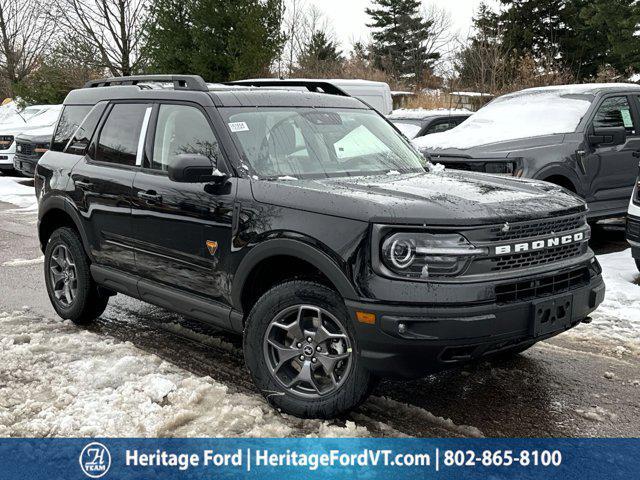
398, 323, 407, 334
356, 311, 376, 325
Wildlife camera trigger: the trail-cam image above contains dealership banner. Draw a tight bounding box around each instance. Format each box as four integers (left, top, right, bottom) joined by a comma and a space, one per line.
1, 438, 637, 479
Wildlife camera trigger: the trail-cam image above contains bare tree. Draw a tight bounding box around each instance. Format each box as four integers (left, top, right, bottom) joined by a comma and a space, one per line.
0, 0, 54, 95
52, 0, 148, 76
277, 0, 338, 77
421, 4, 458, 78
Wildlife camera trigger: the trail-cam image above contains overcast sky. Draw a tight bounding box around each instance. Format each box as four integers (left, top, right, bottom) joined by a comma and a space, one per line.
298, 0, 499, 51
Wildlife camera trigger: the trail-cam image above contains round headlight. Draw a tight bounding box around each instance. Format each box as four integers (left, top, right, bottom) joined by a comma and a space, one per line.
389, 238, 415, 269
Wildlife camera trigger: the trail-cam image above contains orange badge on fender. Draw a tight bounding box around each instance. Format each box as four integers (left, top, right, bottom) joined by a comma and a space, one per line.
206, 240, 219, 256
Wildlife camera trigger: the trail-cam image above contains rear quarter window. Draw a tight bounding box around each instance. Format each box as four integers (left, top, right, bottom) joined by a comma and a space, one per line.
51, 105, 92, 152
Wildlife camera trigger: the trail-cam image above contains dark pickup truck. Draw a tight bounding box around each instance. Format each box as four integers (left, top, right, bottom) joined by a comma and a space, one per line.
416, 84, 640, 220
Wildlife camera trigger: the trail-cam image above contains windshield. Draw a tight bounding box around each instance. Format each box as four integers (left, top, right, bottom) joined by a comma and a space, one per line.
221, 107, 426, 179
25, 106, 62, 127
415, 89, 593, 150
390, 119, 423, 139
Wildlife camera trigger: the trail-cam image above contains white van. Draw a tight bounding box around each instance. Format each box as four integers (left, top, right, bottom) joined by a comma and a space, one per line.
327, 79, 393, 115
231, 78, 394, 115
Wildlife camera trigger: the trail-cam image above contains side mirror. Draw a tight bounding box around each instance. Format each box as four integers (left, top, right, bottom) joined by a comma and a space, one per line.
588, 126, 627, 147
168, 154, 228, 184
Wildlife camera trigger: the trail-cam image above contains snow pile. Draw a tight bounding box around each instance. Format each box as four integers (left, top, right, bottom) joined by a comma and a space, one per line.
415, 86, 593, 151
0, 176, 37, 211
388, 108, 472, 120
0, 310, 370, 438
569, 250, 640, 351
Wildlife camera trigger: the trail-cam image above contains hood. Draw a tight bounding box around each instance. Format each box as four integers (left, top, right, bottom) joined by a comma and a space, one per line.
0, 122, 54, 137
250, 171, 585, 225
420, 134, 567, 159
16, 125, 53, 142
0, 122, 30, 136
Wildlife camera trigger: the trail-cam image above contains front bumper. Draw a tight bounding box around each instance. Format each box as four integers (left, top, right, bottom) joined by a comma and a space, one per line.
347, 263, 605, 378
0, 152, 15, 169
13, 155, 37, 176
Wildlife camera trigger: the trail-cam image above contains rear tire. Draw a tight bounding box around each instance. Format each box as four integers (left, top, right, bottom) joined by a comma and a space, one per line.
44, 227, 109, 324
244, 280, 375, 418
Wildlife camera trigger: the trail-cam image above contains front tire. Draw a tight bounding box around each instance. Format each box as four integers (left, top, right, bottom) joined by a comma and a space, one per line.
636, 259, 640, 273
244, 281, 375, 418
44, 227, 109, 324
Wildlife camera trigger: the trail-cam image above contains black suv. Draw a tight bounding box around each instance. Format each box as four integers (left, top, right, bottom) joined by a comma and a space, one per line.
35, 75, 605, 418
416, 84, 640, 220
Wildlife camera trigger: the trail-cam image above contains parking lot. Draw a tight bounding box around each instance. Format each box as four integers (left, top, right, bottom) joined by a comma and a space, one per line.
1, 173, 638, 438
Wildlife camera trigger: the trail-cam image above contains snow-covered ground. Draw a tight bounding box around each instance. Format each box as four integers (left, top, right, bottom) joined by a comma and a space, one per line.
566, 249, 640, 354
0, 175, 37, 211
0, 309, 372, 438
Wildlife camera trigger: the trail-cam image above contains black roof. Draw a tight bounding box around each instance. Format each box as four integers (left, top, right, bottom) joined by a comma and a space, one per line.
66, 75, 366, 110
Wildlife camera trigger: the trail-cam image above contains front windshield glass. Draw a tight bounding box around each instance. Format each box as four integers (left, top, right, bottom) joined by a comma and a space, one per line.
221, 107, 426, 179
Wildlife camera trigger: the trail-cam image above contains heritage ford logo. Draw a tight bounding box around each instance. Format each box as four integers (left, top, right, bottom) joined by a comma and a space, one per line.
494, 232, 586, 255
79, 442, 111, 478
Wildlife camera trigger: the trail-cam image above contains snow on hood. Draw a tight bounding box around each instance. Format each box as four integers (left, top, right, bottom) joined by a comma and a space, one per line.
414, 86, 595, 151
18, 125, 54, 137
0, 107, 61, 136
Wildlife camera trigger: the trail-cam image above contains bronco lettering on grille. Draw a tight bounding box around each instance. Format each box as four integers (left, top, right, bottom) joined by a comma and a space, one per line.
495, 232, 585, 255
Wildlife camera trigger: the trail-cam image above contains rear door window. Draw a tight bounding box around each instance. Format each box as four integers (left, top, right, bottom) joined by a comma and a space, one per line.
94, 103, 152, 166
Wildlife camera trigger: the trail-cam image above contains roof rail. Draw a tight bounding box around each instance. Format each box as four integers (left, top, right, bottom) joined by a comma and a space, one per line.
225, 79, 350, 97
83, 75, 209, 92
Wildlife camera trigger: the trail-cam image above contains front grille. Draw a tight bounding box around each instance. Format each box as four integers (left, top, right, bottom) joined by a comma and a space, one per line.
489, 213, 585, 241
17, 142, 34, 156
627, 216, 640, 241
495, 267, 590, 304
0, 135, 13, 149
489, 243, 584, 272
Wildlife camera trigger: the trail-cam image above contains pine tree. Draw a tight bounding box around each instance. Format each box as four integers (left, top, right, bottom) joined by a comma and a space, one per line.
489, 0, 640, 80
143, 0, 285, 81
366, 0, 439, 82
296, 30, 343, 77
301, 31, 342, 64
142, 0, 195, 75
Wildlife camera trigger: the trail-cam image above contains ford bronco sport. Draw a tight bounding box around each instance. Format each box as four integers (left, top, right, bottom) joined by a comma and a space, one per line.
35, 75, 605, 418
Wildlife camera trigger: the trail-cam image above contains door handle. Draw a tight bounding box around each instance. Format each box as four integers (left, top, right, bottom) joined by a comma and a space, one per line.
138, 190, 162, 203
74, 180, 93, 190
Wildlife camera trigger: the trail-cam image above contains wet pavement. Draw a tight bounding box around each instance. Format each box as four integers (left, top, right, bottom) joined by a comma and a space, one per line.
0, 197, 638, 438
